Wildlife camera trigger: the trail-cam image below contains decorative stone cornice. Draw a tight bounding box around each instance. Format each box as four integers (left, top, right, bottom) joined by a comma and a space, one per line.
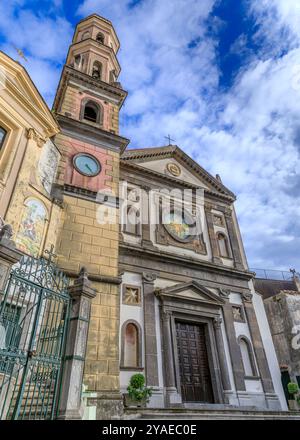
68, 267, 97, 300
56, 113, 129, 154
120, 243, 254, 282
121, 146, 236, 201
121, 161, 235, 203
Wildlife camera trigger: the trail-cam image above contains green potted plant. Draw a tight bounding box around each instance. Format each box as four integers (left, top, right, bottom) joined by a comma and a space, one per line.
287, 382, 299, 411
124, 373, 153, 408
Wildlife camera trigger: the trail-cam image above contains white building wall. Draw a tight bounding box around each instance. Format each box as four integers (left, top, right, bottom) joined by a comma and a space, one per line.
249, 280, 288, 410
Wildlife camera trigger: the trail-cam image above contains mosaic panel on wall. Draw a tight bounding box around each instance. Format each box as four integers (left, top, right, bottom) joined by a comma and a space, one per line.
15, 199, 47, 257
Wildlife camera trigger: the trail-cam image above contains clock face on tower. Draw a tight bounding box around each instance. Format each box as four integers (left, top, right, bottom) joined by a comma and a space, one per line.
73, 153, 101, 177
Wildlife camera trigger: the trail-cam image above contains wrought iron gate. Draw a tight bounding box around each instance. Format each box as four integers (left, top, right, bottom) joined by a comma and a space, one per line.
0, 251, 70, 420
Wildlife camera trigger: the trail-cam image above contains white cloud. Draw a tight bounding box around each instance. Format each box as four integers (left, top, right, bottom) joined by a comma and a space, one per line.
0, 1, 73, 106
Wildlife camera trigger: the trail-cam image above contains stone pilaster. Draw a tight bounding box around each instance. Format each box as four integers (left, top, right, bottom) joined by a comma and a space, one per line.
204, 206, 222, 264
242, 292, 275, 394
161, 309, 181, 406
221, 294, 246, 391
58, 268, 97, 420
224, 211, 244, 270
143, 272, 159, 387
213, 316, 232, 395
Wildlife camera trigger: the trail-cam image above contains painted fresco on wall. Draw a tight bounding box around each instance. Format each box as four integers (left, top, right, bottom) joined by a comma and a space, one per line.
16, 199, 47, 257
38, 140, 60, 195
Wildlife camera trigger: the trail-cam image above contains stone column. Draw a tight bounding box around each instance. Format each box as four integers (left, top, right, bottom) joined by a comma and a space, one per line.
58, 268, 96, 420
161, 309, 181, 406
224, 211, 244, 270
143, 272, 159, 387
213, 317, 232, 394
221, 292, 246, 392
204, 206, 222, 264
0, 223, 23, 295
242, 292, 275, 394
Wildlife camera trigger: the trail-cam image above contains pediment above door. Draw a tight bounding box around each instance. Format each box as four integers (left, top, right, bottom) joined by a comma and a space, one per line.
155, 280, 225, 306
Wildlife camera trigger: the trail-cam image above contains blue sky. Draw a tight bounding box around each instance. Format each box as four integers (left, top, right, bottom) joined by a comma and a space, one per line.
0, 0, 300, 271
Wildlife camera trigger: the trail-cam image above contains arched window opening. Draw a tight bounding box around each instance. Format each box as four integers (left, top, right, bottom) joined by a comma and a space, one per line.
239, 337, 256, 377
217, 232, 230, 258
0, 127, 7, 151
124, 323, 138, 368
81, 31, 90, 41
92, 61, 102, 80
96, 32, 105, 44
123, 206, 140, 235
83, 101, 99, 123
74, 55, 81, 69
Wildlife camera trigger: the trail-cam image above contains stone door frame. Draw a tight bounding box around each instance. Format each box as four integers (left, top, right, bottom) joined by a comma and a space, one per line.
170, 310, 223, 405
157, 282, 229, 407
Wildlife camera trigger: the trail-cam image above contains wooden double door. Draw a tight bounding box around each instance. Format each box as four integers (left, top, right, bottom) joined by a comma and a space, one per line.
176, 321, 214, 403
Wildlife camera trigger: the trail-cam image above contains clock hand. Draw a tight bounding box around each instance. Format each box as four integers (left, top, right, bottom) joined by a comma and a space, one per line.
85, 163, 93, 173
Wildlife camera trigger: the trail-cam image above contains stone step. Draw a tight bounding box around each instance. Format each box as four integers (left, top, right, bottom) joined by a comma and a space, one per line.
124, 408, 300, 420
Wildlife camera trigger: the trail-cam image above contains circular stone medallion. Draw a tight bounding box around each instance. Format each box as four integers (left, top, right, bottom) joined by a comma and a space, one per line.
166, 162, 181, 177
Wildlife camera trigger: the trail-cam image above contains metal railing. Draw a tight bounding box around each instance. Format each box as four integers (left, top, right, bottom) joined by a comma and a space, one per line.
250, 268, 299, 281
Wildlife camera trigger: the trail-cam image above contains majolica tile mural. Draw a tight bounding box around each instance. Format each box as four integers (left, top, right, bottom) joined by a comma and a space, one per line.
16, 199, 47, 257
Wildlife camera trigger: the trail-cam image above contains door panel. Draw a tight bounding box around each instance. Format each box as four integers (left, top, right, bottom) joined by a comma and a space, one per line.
176, 322, 214, 403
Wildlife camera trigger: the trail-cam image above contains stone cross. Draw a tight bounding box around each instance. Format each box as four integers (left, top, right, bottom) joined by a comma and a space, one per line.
164, 135, 175, 146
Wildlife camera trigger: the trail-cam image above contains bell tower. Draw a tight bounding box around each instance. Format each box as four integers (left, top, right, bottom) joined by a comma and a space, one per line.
53, 14, 129, 419
67, 14, 120, 86
53, 14, 127, 137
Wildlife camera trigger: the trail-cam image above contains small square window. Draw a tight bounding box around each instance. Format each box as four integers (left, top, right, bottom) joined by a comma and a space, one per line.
123, 285, 141, 306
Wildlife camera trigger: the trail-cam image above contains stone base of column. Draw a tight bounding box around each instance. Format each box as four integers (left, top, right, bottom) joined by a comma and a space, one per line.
147, 386, 164, 408
265, 393, 282, 411
57, 408, 83, 420
223, 390, 239, 406
165, 387, 182, 407
92, 392, 124, 420
236, 391, 270, 410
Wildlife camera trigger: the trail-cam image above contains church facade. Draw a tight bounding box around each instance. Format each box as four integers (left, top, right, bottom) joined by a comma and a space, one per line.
0, 14, 288, 419
118, 147, 286, 411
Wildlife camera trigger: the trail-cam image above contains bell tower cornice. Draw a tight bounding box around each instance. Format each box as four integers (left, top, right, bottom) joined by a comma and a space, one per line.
65, 38, 121, 75
72, 14, 120, 53
53, 65, 127, 115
